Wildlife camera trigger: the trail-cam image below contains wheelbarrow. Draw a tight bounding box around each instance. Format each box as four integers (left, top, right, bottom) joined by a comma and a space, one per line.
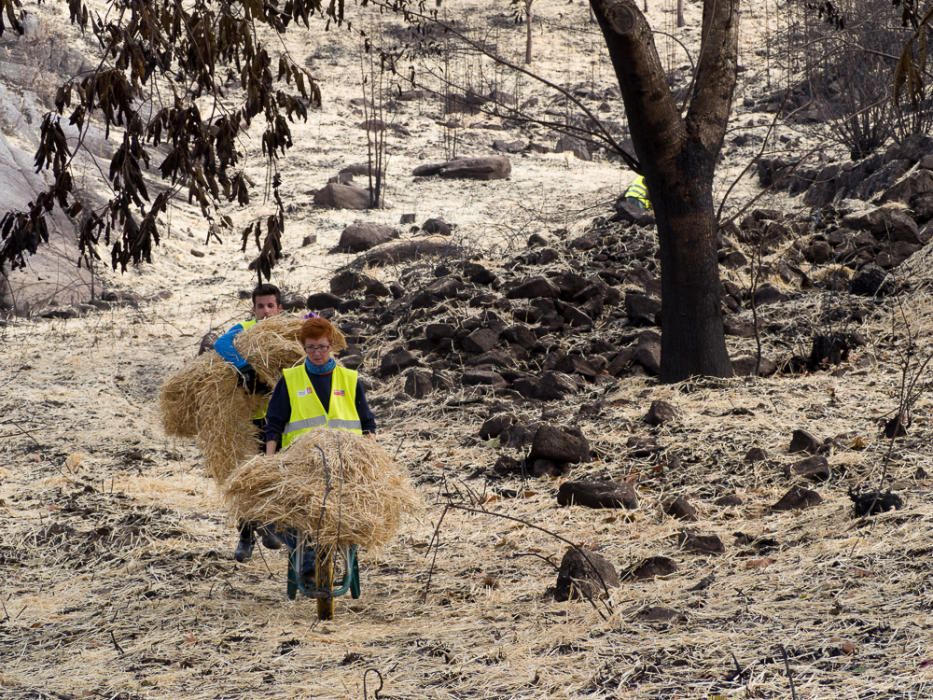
286, 541, 361, 620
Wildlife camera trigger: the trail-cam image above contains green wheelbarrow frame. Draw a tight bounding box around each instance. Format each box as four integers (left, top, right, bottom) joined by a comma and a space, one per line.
286, 544, 361, 603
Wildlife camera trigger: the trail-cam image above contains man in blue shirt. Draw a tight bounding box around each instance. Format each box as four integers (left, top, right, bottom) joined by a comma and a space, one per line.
214, 283, 285, 562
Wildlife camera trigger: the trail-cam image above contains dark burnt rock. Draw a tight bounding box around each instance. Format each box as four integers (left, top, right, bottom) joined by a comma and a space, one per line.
307, 291, 348, 312
772, 485, 823, 511
628, 556, 678, 580
635, 606, 684, 623
506, 276, 559, 299
465, 350, 514, 369
557, 480, 637, 509
555, 300, 594, 328
479, 414, 515, 440
744, 447, 768, 463
530, 458, 571, 477
329, 271, 382, 297
808, 332, 863, 369
714, 493, 743, 507
644, 400, 677, 427
789, 429, 822, 455
492, 455, 525, 477
720, 249, 748, 268
789, 455, 831, 482
461, 328, 500, 354
804, 239, 834, 264
753, 283, 788, 306
664, 495, 698, 521
633, 335, 661, 375
724, 316, 757, 338
379, 347, 419, 377
674, 531, 724, 555
335, 222, 398, 252
403, 368, 434, 398
555, 133, 591, 161
313, 182, 372, 210
881, 169, 933, 210
460, 369, 506, 388
422, 218, 452, 235
492, 139, 526, 154
843, 206, 921, 244
501, 324, 538, 350
625, 292, 661, 325
849, 264, 896, 297
425, 323, 456, 340
554, 548, 619, 602
529, 424, 590, 464
512, 371, 579, 401
341, 352, 363, 370
732, 355, 777, 377
462, 262, 498, 286
550, 270, 590, 300
425, 276, 465, 300
607, 347, 635, 377
884, 412, 909, 438
849, 489, 903, 517
554, 354, 606, 380
613, 198, 656, 226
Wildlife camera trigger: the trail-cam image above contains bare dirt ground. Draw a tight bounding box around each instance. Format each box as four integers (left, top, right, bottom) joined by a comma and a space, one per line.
1, 1, 932, 699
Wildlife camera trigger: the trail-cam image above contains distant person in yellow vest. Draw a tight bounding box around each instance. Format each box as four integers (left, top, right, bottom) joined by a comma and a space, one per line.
213, 282, 285, 563
623, 174, 651, 210
263, 316, 376, 455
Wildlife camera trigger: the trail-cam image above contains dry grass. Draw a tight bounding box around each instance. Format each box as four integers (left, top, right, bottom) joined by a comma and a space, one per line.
224, 430, 420, 549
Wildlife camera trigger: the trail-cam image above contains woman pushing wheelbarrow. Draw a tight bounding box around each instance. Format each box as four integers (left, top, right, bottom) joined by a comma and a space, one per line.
224, 317, 418, 619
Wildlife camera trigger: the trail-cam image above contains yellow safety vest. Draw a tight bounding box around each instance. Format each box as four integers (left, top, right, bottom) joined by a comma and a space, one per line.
624, 175, 651, 210
281, 364, 362, 448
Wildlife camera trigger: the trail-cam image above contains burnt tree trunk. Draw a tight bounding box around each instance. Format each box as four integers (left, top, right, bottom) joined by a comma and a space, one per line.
591, 0, 735, 382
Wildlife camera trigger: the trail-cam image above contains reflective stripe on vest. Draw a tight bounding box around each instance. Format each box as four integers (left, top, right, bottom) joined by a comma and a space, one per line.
281, 364, 362, 447
239, 319, 267, 420
624, 175, 651, 209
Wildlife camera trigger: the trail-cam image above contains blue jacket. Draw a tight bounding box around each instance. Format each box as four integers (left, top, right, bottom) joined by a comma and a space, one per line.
214, 322, 250, 370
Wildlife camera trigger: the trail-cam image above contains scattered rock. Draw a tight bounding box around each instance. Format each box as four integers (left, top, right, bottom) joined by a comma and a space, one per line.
379, 347, 419, 377
664, 495, 698, 521
848, 490, 903, 517
744, 447, 767, 463
529, 458, 572, 477
788, 429, 822, 454
644, 400, 677, 426
412, 156, 511, 180
714, 493, 743, 507
352, 236, 462, 267
625, 292, 661, 325
554, 134, 591, 161
633, 334, 661, 375
790, 455, 831, 482
479, 414, 515, 441
306, 292, 347, 312
335, 223, 398, 253
313, 182, 372, 209
771, 485, 823, 511
635, 606, 683, 623
461, 368, 507, 388
843, 205, 921, 244
529, 425, 590, 464
492, 139, 526, 154
462, 328, 500, 354
732, 355, 778, 376
422, 218, 452, 235
554, 548, 619, 602
301, 234, 317, 247
884, 412, 909, 438
506, 276, 559, 299
849, 264, 895, 297
403, 368, 434, 398
628, 556, 678, 580
674, 531, 724, 555
557, 480, 637, 509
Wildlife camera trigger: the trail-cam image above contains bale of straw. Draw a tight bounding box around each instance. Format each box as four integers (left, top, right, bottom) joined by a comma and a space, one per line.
159, 315, 305, 439
224, 430, 419, 549
232, 315, 310, 386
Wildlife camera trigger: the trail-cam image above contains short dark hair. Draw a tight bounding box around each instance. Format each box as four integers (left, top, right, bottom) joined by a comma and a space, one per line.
251, 283, 282, 304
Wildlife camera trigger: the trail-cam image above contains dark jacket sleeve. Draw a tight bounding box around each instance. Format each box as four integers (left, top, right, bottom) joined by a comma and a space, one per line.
263, 378, 291, 445
356, 379, 377, 434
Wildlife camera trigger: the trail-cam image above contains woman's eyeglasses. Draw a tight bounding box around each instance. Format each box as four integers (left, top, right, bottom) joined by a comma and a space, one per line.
304, 343, 331, 353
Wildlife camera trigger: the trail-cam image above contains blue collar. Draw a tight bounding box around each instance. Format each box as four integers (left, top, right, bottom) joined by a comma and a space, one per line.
305, 357, 336, 375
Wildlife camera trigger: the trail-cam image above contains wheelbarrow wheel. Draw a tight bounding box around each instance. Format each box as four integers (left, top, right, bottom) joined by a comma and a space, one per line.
315, 546, 335, 620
